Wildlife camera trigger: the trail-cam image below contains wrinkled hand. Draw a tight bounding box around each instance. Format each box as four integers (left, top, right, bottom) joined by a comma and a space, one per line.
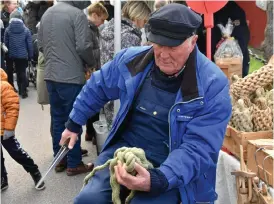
114, 161, 151, 192
60, 128, 78, 149
3, 130, 15, 140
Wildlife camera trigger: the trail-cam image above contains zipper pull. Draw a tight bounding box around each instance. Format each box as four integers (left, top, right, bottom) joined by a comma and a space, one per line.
163, 141, 169, 148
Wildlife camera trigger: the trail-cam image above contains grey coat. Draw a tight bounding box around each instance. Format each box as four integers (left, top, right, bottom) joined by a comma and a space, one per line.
38, 1, 95, 85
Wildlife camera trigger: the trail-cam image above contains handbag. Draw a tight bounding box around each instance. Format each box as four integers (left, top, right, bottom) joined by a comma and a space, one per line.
36, 52, 49, 105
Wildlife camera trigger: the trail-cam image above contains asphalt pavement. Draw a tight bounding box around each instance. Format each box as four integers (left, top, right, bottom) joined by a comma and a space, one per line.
1, 86, 97, 204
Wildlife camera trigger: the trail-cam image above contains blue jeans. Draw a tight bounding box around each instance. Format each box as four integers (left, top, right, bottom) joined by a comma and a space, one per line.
74, 140, 180, 204
46, 81, 83, 168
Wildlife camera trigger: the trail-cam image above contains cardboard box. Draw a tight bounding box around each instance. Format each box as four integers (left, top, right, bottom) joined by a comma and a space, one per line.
247, 139, 274, 187
223, 125, 273, 161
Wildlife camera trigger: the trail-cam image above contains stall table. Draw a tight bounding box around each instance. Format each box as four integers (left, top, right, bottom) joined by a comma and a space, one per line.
216, 150, 274, 204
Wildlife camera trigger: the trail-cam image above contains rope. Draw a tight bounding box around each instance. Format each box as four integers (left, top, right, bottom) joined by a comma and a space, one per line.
252, 87, 266, 106
251, 98, 273, 131
230, 64, 273, 101
231, 99, 253, 132
266, 89, 273, 111
82, 147, 153, 204
229, 57, 273, 132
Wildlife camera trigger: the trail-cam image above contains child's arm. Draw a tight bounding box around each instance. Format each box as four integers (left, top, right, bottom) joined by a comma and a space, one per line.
2, 83, 20, 133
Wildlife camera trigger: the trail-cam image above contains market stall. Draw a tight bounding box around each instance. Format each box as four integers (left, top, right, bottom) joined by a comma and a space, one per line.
216, 150, 274, 204
220, 57, 274, 204
185, 1, 273, 203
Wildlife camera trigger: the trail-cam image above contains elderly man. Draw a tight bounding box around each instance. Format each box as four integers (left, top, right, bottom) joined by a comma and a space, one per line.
61, 4, 232, 204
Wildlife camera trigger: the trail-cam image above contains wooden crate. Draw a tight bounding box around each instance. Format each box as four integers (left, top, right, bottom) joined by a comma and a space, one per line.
215, 58, 242, 80
223, 125, 273, 161
247, 139, 274, 187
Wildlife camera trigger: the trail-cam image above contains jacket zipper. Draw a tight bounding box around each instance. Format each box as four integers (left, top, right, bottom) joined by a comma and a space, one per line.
168, 96, 204, 152
168, 96, 204, 204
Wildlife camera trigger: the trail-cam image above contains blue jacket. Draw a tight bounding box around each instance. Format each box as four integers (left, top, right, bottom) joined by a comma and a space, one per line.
69, 46, 232, 203
4, 19, 33, 59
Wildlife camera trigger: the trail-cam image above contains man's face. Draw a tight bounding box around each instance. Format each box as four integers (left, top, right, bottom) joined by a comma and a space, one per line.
153, 35, 198, 75
7, 1, 17, 13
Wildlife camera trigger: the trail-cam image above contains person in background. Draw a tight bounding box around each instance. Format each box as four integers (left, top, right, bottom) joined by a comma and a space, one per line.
1, 0, 18, 30
1, 0, 18, 72
100, 0, 151, 130
38, 1, 96, 176
1, 68, 45, 191
212, 1, 250, 77
4, 10, 33, 98
1, 19, 7, 71
85, 2, 109, 143
23, 1, 53, 35
36, 22, 89, 157
154, 0, 169, 11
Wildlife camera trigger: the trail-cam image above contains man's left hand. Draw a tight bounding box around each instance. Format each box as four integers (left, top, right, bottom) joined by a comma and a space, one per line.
114, 161, 151, 192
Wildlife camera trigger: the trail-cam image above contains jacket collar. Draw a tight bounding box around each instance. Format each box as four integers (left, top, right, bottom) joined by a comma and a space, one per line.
126, 47, 199, 101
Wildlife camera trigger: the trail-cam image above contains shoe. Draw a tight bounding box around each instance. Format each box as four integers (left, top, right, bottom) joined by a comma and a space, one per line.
22, 92, 28, 99
30, 171, 45, 190
1, 177, 8, 191
66, 162, 94, 176
55, 158, 67, 173
81, 148, 88, 157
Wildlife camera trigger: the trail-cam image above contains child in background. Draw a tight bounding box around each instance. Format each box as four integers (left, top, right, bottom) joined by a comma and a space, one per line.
4, 9, 33, 98
1, 68, 45, 191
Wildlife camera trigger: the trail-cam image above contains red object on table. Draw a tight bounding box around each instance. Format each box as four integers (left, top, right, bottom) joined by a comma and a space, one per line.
221, 146, 233, 156
186, 1, 228, 60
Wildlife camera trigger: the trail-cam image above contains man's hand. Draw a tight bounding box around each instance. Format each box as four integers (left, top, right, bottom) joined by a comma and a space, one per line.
60, 128, 78, 149
85, 67, 96, 80
114, 161, 151, 192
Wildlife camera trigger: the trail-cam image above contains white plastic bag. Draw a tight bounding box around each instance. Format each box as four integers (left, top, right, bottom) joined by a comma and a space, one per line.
214, 18, 243, 61
256, 0, 268, 11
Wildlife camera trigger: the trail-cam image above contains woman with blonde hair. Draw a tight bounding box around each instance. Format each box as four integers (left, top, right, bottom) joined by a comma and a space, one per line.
100, 0, 151, 66
100, 0, 151, 130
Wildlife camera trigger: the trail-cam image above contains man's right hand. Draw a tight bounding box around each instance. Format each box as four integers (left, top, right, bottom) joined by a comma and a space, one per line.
60, 129, 78, 149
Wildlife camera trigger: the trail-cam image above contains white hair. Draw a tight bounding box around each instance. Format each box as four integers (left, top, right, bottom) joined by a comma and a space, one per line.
188, 35, 196, 46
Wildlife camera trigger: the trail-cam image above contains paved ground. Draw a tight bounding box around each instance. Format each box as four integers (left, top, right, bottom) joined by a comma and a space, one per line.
1, 86, 97, 204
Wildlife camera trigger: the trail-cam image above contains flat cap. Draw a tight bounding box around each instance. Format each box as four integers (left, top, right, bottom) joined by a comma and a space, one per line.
146, 3, 202, 47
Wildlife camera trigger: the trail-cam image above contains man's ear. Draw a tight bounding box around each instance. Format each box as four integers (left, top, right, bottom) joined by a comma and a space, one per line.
189, 35, 198, 51
191, 35, 198, 46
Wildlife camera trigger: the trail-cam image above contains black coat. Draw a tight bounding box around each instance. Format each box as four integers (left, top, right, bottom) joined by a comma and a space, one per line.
1, 9, 10, 29
23, 1, 52, 34
89, 22, 101, 70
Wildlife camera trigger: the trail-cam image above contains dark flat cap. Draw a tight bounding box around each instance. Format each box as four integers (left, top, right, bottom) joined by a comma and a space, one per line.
146, 3, 202, 47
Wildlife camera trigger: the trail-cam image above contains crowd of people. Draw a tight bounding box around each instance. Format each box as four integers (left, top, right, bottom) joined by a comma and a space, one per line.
0, 0, 250, 203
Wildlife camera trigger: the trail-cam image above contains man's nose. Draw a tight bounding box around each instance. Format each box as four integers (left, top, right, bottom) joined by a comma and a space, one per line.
160, 51, 169, 59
